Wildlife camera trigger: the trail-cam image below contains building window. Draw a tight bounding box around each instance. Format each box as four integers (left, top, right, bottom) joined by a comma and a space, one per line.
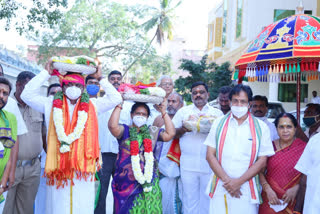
278, 83, 308, 102
274, 9, 312, 22
236, 0, 243, 38
222, 0, 228, 47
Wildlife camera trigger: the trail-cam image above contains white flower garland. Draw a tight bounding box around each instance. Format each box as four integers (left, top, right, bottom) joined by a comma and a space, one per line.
53, 107, 88, 153
131, 150, 154, 192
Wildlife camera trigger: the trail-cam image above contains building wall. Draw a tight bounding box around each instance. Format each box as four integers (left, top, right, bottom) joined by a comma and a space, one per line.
166, 37, 204, 80
208, 0, 317, 62
207, 0, 320, 112
2, 63, 48, 98
0, 49, 48, 97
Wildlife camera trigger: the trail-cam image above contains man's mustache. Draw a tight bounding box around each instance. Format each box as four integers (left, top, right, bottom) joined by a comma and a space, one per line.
254, 110, 263, 114
195, 97, 203, 100
167, 106, 175, 111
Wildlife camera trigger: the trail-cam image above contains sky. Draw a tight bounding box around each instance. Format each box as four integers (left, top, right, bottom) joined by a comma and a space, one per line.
0, 0, 222, 54
174, 0, 222, 49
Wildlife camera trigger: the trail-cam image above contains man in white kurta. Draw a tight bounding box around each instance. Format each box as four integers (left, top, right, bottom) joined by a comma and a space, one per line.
205, 84, 274, 214
20, 67, 122, 214
154, 92, 184, 214
172, 82, 223, 214
295, 132, 320, 213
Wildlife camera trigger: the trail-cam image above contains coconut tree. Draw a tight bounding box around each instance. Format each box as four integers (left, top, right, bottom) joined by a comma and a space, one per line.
123, 0, 181, 75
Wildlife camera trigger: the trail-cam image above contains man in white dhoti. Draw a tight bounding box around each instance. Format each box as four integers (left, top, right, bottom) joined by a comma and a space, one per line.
205, 84, 274, 214
172, 81, 223, 214
295, 132, 320, 213
20, 60, 122, 214
153, 92, 184, 214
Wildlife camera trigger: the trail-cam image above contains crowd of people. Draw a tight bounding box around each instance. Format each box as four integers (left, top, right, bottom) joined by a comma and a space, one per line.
0, 60, 319, 214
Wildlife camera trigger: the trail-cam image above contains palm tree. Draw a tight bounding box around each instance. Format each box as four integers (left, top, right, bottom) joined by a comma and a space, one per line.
123, 0, 181, 76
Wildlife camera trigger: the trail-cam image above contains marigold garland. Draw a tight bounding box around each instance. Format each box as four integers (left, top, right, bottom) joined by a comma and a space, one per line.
129, 125, 154, 192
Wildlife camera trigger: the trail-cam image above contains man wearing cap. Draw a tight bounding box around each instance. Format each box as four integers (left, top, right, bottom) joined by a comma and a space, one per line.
20, 60, 122, 214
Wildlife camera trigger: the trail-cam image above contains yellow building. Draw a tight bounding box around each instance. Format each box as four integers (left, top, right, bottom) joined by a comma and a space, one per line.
206, 0, 320, 111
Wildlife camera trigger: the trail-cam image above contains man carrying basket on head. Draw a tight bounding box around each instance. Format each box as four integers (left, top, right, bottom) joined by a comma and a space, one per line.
21, 56, 122, 214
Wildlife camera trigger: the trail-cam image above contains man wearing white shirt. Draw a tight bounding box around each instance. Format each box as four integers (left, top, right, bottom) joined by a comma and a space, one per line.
153, 92, 184, 214
209, 86, 232, 115
251, 95, 279, 141
311, 91, 320, 104
172, 81, 223, 214
295, 132, 320, 213
20, 62, 122, 214
205, 84, 274, 214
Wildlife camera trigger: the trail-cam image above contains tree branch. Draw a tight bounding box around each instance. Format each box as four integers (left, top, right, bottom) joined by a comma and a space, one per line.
96, 44, 123, 52
123, 31, 157, 76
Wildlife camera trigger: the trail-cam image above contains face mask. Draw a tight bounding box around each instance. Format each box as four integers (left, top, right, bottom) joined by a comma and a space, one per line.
86, 84, 100, 96
303, 115, 319, 127
231, 105, 248, 118
65, 86, 82, 100
132, 115, 147, 128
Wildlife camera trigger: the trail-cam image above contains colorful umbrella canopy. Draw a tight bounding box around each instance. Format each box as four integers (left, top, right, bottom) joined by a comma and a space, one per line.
234, 14, 320, 83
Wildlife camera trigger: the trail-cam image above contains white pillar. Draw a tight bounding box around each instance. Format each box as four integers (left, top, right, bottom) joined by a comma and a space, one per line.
269, 82, 278, 101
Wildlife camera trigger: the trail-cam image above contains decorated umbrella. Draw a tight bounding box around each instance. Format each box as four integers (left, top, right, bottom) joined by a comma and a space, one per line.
234, 14, 320, 123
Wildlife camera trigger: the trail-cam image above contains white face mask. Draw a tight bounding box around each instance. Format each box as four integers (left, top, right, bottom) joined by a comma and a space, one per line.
65, 86, 82, 100
231, 105, 248, 118
132, 115, 147, 127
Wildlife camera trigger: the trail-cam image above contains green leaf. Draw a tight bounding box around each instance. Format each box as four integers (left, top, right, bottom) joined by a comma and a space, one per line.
54, 91, 63, 100
129, 127, 138, 141
175, 55, 233, 102
139, 89, 150, 95
80, 92, 90, 103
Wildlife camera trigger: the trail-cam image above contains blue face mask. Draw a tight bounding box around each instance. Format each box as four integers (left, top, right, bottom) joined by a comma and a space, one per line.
86, 84, 100, 96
